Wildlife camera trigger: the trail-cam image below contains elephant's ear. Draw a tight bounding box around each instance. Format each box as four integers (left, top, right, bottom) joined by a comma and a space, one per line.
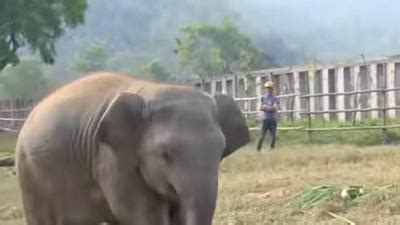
97, 92, 147, 148
214, 94, 250, 159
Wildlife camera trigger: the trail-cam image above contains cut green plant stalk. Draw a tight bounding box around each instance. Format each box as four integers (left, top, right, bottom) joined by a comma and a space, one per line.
287, 185, 339, 209
287, 184, 399, 210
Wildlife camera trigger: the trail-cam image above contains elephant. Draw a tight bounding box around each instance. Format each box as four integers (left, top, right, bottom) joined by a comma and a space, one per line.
15, 72, 250, 225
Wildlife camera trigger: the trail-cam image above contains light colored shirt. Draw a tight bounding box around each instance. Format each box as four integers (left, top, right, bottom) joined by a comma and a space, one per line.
261, 93, 278, 120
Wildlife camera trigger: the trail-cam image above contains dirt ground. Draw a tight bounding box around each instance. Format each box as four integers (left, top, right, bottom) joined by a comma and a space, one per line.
2, 141, 400, 224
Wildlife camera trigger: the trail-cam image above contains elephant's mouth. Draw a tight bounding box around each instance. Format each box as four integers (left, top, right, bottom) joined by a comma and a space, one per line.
168, 200, 181, 224
166, 183, 182, 224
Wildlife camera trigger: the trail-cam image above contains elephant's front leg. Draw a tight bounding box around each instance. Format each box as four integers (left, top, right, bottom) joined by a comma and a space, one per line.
96, 145, 170, 225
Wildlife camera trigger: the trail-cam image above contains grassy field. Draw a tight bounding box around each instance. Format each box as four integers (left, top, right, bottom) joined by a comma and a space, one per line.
0, 132, 17, 158
2, 132, 400, 224
249, 117, 400, 146
215, 145, 400, 225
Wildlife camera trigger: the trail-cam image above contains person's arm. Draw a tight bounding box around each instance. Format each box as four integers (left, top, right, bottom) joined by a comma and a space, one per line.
260, 96, 272, 112
272, 97, 280, 112
260, 96, 266, 111
263, 97, 279, 112
262, 104, 275, 112
261, 96, 279, 112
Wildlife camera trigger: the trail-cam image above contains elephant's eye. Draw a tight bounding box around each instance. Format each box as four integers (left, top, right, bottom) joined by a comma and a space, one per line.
159, 143, 175, 164
162, 150, 174, 165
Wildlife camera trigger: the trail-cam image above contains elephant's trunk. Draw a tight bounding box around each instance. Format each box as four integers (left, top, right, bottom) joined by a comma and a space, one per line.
176, 174, 218, 225
179, 199, 216, 225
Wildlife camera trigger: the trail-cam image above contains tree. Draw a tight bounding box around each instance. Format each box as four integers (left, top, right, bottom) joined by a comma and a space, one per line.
0, 0, 87, 71
0, 59, 49, 99
139, 58, 171, 81
73, 42, 109, 73
174, 18, 275, 85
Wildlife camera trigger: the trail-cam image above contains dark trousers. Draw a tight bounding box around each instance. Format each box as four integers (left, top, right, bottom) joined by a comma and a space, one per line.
257, 118, 277, 151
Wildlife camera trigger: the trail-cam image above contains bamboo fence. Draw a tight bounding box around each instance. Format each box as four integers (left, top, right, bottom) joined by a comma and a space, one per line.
1, 85, 400, 138
237, 86, 400, 140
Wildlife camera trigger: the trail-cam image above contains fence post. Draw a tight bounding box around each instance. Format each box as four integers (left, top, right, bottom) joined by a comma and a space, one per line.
352, 65, 361, 125
255, 76, 262, 120
382, 64, 388, 143
370, 64, 379, 119
221, 77, 227, 95
386, 62, 396, 118
336, 67, 346, 121
321, 69, 330, 121
293, 71, 301, 119
307, 95, 312, 142
10, 99, 16, 128
308, 70, 315, 122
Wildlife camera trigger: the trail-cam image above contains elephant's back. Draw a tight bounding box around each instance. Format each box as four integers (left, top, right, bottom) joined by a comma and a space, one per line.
39, 72, 135, 107
15, 72, 133, 157
18, 71, 192, 144
32, 71, 191, 113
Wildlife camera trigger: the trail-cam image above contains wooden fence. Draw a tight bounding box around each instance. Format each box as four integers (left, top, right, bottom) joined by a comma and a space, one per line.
0, 99, 35, 132
2, 85, 400, 139
236, 86, 400, 139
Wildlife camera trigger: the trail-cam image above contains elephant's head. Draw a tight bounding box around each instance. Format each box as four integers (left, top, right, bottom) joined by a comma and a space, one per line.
97, 88, 250, 224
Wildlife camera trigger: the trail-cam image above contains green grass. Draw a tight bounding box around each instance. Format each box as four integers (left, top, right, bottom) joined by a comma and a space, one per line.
2, 142, 400, 224
3, 122, 400, 224
0, 166, 22, 225
0, 133, 21, 225
249, 117, 400, 146
0, 132, 17, 155
214, 144, 400, 224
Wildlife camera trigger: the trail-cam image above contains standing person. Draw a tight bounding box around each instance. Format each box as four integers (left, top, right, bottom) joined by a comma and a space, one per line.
257, 81, 279, 151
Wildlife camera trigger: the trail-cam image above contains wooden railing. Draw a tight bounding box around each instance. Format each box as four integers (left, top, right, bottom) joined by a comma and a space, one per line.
235, 86, 400, 138
0, 99, 35, 132
2, 85, 400, 137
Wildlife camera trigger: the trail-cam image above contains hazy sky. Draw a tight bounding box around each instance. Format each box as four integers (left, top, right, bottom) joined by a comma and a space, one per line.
50, 0, 400, 77
229, 0, 400, 62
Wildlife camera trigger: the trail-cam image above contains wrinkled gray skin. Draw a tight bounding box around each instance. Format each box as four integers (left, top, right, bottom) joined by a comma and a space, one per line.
15, 73, 250, 225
